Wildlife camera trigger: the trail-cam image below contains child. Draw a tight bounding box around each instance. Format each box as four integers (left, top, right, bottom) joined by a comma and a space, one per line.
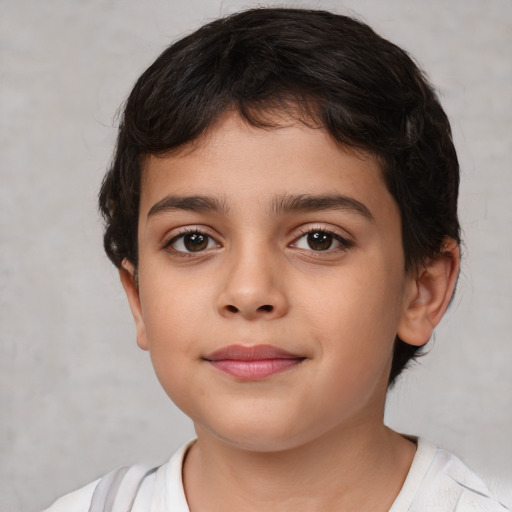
44, 7, 509, 512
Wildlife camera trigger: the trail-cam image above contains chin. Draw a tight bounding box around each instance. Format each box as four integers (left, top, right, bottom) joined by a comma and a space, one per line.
216, 432, 307, 454
195, 413, 326, 454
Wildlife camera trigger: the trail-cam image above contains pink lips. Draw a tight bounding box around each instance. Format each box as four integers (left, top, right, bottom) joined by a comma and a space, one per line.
204, 345, 305, 380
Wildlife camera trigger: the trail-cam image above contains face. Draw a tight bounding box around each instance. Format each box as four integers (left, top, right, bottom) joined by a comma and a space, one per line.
123, 114, 416, 452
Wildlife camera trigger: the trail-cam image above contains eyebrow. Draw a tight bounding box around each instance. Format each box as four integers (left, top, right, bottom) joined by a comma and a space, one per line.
147, 193, 373, 221
270, 194, 374, 221
147, 195, 230, 218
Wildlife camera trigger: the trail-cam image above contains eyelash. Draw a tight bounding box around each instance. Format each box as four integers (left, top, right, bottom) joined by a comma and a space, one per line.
163, 226, 354, 256
164, 228, 220, 257
291, 226, 354, 253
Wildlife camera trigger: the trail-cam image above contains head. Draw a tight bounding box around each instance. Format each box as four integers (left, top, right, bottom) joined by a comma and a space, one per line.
99, 8, 460, 387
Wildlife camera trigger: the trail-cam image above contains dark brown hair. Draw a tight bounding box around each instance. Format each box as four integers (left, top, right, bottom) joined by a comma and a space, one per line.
99, 8, 460, 385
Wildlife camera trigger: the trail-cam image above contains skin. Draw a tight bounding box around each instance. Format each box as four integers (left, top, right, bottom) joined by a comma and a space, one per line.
120, 113, 459, 511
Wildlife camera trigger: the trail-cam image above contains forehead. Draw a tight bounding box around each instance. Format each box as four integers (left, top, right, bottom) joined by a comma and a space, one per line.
140, 113, 395, 222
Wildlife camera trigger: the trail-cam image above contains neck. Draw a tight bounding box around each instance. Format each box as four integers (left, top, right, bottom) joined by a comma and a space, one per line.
183, 422, 416, 512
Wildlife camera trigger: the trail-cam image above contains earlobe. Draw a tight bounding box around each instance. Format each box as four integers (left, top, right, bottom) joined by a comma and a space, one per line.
397, 239, 460, 347
119, 259, 149, 351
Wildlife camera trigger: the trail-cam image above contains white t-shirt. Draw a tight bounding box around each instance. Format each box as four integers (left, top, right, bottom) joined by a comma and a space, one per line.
43, 438, 509, 512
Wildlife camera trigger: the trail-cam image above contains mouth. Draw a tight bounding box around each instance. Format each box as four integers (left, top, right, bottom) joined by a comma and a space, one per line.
203, 344, 306, 380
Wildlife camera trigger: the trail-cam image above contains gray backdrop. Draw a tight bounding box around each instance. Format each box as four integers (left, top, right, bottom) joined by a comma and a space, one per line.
1, 1, 511, 510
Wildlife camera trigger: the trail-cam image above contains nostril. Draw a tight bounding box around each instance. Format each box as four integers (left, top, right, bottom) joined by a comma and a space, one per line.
223, 304, 274, 314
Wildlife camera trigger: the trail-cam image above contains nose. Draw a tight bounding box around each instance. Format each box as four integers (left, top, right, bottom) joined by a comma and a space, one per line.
216, 247, 289, 321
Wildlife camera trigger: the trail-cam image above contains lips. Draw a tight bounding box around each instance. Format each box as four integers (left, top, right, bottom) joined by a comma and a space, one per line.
203, 344, 306, 380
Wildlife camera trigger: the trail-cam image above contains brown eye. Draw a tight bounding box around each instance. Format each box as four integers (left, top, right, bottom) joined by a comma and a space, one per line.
292, 229, 352, 253
168, 231, 218, 253
307, 231, 334, 251
183, 233, 208, 252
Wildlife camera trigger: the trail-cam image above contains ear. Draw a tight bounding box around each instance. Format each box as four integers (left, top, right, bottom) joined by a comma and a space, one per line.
397, 239, 460, 347
119, 259, 149, 351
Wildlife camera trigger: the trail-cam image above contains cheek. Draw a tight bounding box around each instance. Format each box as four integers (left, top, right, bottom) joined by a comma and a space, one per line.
140, 267, 208, 338
301, 263, 404, 340
305, 287, 397, 420
298, 259, 405, 380
137, 275, 205, 387
143, 308, 201, 415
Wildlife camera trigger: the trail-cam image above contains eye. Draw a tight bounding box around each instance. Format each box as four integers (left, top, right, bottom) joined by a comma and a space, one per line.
167, 230, 219, 253
292, 229, 351, 252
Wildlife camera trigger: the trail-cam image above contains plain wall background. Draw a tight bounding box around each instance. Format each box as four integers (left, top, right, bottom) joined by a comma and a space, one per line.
1, 1, 511, 510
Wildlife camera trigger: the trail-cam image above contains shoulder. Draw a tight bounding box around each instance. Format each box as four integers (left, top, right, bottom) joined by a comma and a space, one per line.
41, 479, 99, 512
41, 464, 160, 512
40, 441, 194, 512
41, 464, 159, 512
391, 438, 510, 512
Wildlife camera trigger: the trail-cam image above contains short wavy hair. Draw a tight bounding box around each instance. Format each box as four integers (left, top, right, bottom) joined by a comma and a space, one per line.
99, 8, 460, 385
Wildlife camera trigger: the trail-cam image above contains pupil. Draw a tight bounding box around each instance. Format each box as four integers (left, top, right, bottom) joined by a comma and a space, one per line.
184, 233, 208, 252
307, 231, 332, 251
